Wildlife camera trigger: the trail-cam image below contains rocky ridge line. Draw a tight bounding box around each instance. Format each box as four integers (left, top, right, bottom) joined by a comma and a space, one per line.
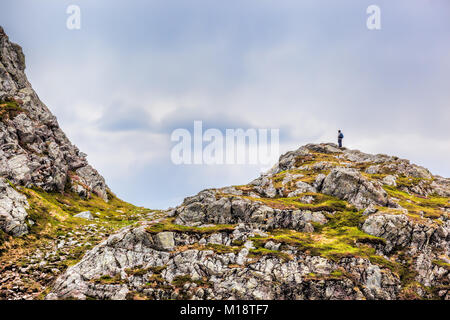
47, 143, 450, 300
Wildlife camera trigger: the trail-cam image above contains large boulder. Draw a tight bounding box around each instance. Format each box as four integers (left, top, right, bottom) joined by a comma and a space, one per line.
151, 232, 175, 251
320, 167, 389, 210
0, 178, 29, 236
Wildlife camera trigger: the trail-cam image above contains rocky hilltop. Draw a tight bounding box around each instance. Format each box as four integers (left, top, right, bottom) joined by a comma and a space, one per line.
47, 143, 450, 300
0, 27, 449, 300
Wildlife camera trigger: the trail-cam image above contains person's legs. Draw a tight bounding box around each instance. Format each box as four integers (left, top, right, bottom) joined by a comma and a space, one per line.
338, 139, 342, 148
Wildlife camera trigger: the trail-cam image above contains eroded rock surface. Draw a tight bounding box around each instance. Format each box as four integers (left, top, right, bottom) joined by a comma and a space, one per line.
46, 223, 402, 300
0, 178, 29, 236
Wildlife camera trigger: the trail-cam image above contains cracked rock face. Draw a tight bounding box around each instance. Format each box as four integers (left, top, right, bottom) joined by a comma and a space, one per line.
0, 26, 108, 204
320, 168, 389, 210
46, 223, 401, 300
362, 213, 449, 254
174, 189, 326, 233
0, 178, 29, 236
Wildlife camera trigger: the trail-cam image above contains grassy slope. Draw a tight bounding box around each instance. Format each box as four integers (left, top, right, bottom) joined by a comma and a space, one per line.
0, 186, 155, 299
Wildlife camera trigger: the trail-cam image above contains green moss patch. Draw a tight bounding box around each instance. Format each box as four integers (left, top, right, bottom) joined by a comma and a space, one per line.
91, 274, 125, 285
247, 247, 292, 262
384, 185, 449, 220
0, 187, 152, 299
171, 275, 212, 288
396, 176, 426, 188
206, 243, 242, 254
28, 187, 149, 225
0, 99, 26, 122
271, 169, 327, 190
244, 193, 351, 212
146, 218, 235, 235
293, 152, 340, 167
304, 269, 347, 281
432, 259, 450, 271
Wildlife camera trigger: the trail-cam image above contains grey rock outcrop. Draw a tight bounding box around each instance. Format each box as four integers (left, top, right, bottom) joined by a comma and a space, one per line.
173, 189, 326, 232
362, 213, 449, 254
46, 222, 401, 300
0, 178, 29, 236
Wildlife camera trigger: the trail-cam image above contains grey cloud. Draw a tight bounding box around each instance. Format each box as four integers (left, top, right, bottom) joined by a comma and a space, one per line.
1, 0, 449, 209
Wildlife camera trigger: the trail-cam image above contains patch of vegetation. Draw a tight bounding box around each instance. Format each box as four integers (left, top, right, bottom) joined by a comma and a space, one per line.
239, 195, 389, 266
323, 209, 365, 229
239, 197, 421, 294
398, 282, 434, 300
247, 247, 292, 262
92, 274, 125, 285
271, 174, 286, 189
0, 229, 9, 248
0, 187, 152, 299
28, 187, 149, 225
432, 259, 450, 271
233, 185, 255, 194
125, 266, 150, 277
125, 265, 167, 277
304, 269, 346, 281
250, 216, 387, 264
369, 250, 420, 295
244, 193, 351, 212
293, 152, 340, 167
384, 185, 449, 220
396, 176, 428, 189
145, 273, 170, 289
231, 239, 245, 246
125, 291, 149, 300
351, 161, 377, 172
363, 173, 388, 180
171, 274, 212, 288
148, 265, 167, 274
206, 243, 242, 254
270, 169, 328, 191
60, 244, 93, 268
0, 99, 26, 122
146, 218, 235, 235
171, 274, 193, 287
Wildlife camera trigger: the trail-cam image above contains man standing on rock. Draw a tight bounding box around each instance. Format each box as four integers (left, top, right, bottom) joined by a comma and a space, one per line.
338, 130, 344, 148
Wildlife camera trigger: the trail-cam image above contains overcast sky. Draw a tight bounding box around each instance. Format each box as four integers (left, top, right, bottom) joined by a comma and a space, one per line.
1, 0, 449, 209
